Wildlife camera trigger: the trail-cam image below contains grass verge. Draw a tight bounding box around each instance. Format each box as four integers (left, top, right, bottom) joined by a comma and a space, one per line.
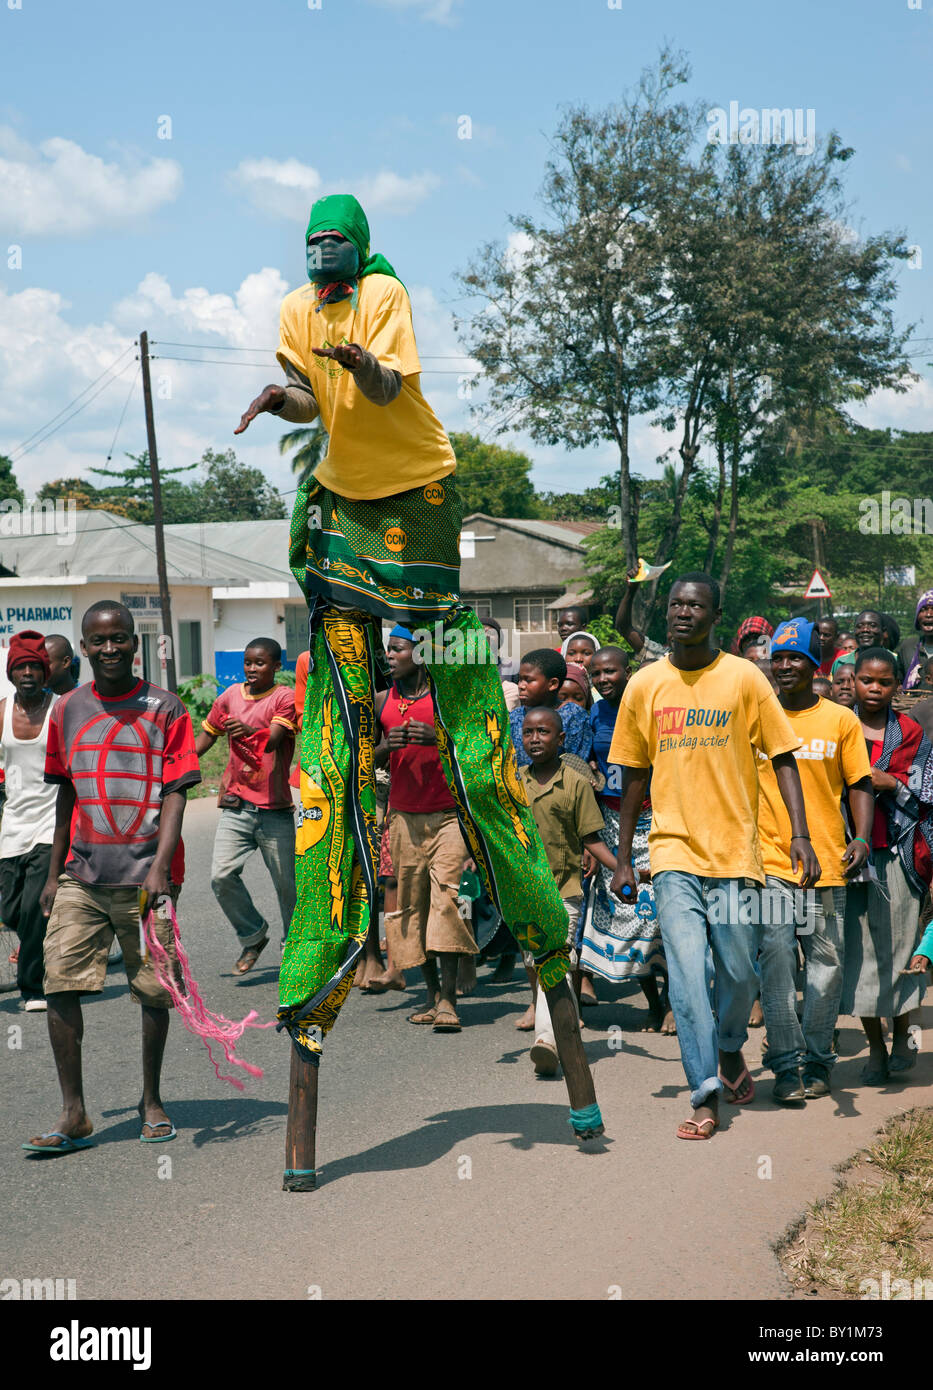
189, 740, 227, 799
779, 1107, 933, 1299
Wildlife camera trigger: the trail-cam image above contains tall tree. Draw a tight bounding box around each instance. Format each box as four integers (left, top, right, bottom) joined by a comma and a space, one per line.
195, 448, 286, 521
0, 454, 24, 507
88, 451, 198, 523
454, 48, 701, 572
449, 432, 540, 517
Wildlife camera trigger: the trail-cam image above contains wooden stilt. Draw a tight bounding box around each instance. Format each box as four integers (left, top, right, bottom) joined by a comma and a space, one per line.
543, 976, 604, 1140
283, 1045, 319, 1191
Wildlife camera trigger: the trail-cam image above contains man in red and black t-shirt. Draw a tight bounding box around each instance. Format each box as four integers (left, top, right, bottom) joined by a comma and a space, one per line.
24, 602, 200, 1155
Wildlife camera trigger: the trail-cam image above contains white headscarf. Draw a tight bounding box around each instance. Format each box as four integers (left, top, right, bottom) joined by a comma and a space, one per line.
560, 630, 602, 658
560, 630, 603, 701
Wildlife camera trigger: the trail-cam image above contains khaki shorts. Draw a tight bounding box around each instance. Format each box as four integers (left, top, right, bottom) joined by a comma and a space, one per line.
43, 876, 180, 1008
385, 809, 476, 970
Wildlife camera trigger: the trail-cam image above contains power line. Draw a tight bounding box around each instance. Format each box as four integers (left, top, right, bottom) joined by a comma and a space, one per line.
151, 353, 476, 375
6, 345, 137, 463
105, 368, 141, 463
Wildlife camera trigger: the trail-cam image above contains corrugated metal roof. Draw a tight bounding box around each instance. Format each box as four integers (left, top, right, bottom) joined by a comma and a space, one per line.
0, 510, 292, 585
461, 514, 600, 547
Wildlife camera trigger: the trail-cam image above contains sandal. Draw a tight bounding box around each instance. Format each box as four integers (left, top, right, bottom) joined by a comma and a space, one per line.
433, 1006, 462, 1033
408, 1004, 438, 1025
718, 1057, 755, 1105
234, 939, 268, 975
676, 1116, 718, 1140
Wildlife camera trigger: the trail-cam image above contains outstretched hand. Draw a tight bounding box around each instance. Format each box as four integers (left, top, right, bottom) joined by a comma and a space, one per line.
312, 344, 362, 370
235, 384, 286, 435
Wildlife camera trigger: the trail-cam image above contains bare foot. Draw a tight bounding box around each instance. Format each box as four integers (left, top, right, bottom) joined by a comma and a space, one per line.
27, 1106, 93, 1148
457, 956, 477, 997
365, 968, 406, 993
660, 1009, 677, 1035
719, 1048, 754, 1103
641, 996, 664, 1031
354, 955, 379, 988
748, 997, 764, 1028
514, 1004, 536, 1031
491, 954, 516, 983
579, 975, 598, 1007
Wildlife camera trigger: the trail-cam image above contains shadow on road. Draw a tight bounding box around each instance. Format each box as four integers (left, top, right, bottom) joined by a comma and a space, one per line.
98, 1097, 289, 1146
314, 1102, 612, 1188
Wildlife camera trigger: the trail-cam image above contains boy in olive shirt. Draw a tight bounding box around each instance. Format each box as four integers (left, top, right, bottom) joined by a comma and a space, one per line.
520, 707, 616, 1075
757, 619, 873, 1102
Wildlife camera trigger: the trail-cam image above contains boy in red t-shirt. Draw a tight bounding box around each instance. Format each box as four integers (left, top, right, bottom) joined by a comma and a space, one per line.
196, 638, 297, 974
25, 601, 201, 1154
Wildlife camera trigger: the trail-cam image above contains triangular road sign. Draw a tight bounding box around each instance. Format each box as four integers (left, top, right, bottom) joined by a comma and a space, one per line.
804, 568, 832, 599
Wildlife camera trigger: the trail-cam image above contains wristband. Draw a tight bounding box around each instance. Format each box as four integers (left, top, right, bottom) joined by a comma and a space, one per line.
853, 836, 870, 849
790, 834, 810, 840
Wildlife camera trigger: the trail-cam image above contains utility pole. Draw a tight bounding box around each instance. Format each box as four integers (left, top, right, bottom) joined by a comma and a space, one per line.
139, 331, 177, 693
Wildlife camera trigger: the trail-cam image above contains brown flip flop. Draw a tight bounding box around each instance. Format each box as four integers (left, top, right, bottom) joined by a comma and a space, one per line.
433, 1006, 462, 1033
408, 1004, 438, 1025
234, 938, 269, 975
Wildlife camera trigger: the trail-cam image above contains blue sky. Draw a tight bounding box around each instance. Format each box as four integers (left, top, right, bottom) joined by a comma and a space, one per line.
2, 0, 932, 502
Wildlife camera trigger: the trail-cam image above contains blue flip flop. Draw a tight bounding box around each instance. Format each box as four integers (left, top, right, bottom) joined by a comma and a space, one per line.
139, 1121, 176, 1143
22, 1131, 94, 1155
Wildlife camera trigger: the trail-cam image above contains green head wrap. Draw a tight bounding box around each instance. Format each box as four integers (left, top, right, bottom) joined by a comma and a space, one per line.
305, 194, 402, 285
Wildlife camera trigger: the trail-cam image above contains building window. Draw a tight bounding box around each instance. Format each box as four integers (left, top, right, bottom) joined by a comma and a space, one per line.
285, 605, 308, 663
514, 598, 547, 632
177, 621, 202, 679
472, 599, 493, 621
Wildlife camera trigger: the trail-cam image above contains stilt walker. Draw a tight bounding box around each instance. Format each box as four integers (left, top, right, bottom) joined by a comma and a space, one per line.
235, 195, 604, 1191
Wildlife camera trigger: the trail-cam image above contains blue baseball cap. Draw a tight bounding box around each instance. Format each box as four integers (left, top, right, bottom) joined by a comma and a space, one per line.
388, 624, 414, 643
771, 618, 819, 665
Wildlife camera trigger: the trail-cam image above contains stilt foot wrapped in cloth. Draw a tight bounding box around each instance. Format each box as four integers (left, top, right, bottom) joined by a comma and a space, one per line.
283, 1046, 319, 1192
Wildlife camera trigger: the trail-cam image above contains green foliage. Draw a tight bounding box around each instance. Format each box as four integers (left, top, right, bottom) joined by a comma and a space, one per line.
177, 673, 220, 724
0, 455, 24, 507
279, 423, 329, 487
274, 669, 296, 688
449, 433, 540, 518
42, 448, 286, 525
586, 614, 630, 651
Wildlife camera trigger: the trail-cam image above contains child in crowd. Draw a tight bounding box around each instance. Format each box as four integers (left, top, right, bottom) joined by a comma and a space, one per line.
812, 676, 833, 699
196, 638, 297, 974
907, 656, 933, 741
559, 662, 592, 711
518, 706, 616, 1075
560, 631, 601, 673
375, 625, 476, 1032
509, 649, 593, 768
831, 655, 857, 708
841, 647, 933, 1082
835, 633, 858, 656
579, 646, 671, 1031
755, 620, 873, 1102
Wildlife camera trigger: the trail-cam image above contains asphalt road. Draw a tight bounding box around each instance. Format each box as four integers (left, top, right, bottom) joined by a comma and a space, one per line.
2, 796, 930, 1301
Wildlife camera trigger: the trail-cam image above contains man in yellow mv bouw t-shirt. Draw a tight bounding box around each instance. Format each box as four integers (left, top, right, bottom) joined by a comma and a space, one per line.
754, 618, 873, 1104
608, 573, 820, 1143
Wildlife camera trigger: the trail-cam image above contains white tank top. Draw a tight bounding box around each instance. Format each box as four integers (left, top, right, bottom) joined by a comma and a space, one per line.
0, 693, 57, 858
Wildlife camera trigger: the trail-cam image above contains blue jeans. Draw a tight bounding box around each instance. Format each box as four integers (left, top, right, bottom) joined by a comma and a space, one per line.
758, 878, 846, 1077
652, 872, 759, 1108
210, 805, 297, 948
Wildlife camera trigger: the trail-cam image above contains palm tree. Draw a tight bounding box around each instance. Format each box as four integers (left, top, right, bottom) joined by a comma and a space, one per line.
279, 423, 329, 486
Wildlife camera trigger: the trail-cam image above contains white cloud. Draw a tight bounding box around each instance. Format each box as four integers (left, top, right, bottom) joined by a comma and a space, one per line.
0, 128, 181, 236
230, 157, 438, 220
113, 267, 288, 348
229, 158, 323, 221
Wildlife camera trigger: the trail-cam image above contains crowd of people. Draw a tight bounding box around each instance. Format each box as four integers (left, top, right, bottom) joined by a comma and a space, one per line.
5, 578, 933, 1152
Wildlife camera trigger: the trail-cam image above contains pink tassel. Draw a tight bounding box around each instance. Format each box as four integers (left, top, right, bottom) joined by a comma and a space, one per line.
143, 897, 275, 1090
